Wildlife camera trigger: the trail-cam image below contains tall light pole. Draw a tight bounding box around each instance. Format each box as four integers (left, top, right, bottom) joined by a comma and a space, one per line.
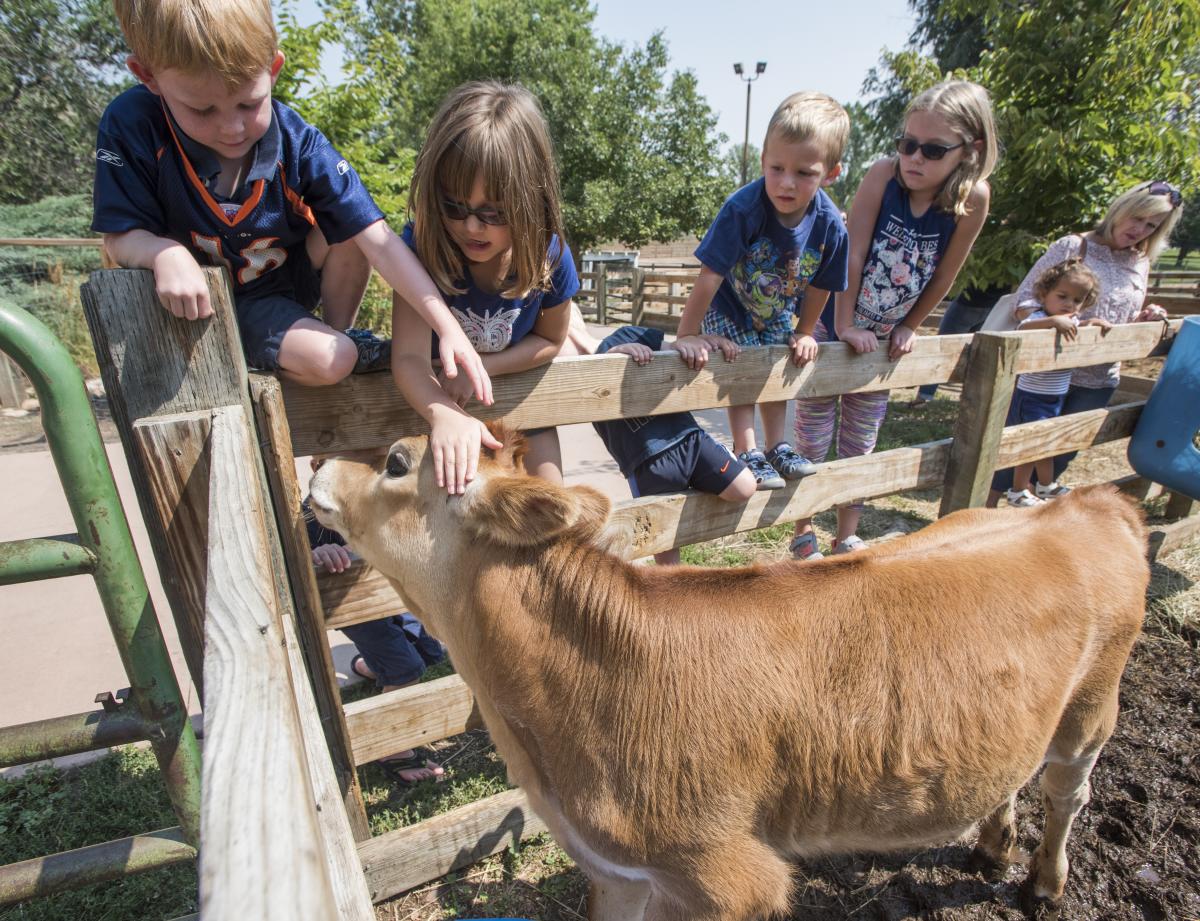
733, 61, 766, 186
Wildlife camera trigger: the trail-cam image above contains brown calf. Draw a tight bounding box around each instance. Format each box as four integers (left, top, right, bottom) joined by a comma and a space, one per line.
309, 429, 1147, 921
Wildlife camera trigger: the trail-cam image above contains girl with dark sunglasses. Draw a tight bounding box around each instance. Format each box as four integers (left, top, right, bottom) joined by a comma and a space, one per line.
791, 79, 998, 561
391, 81, 580, 494
987, 180, 1185, 507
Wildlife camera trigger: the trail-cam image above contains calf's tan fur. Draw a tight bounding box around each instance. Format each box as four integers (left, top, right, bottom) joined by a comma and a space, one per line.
309, 429, 1146, 921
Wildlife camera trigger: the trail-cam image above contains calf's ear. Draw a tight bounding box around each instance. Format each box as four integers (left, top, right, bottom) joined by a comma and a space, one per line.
468, 477, 610, 547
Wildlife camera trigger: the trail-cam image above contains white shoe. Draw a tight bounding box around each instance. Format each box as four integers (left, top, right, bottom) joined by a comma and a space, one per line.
1006, 489, 1044, 508
1035, 481, 1071, 499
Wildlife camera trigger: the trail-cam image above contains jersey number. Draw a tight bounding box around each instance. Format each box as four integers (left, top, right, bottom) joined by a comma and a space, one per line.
191, 234, 288, 284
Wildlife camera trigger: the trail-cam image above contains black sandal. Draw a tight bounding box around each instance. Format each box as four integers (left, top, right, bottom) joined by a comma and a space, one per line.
376, 747, 445, 787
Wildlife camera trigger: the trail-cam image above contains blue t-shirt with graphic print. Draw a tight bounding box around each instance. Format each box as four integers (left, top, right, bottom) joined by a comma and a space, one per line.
590, 326, 703, 475
92, 85, 384, 305
695, 179, 849, 336
400, 224, 579, 355
821, 175, 957, 340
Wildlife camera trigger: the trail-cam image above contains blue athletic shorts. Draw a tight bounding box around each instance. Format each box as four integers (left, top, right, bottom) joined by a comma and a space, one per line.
629, 430, 746, 497
236, 255, 323, 371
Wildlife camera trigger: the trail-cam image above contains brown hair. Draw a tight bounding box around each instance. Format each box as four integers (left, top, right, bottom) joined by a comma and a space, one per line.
764, 91, 850, 170
1033, 259, 1101, 311
113, 0, 277, 88
408, 81, 565, 299
901, 80, 998, 217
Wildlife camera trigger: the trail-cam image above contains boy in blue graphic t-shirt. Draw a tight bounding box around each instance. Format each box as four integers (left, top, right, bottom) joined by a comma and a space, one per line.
92, 0, 489, 398
670, 92, 850, 491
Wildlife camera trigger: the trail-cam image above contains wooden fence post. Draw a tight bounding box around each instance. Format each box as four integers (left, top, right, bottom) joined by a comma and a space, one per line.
596, 262, 608, 325
81, 266, 370, 836
631, 267, 646, 326
939, 331, 1022, 516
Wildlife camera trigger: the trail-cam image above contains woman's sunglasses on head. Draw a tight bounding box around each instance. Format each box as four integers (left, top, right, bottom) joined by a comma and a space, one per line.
440, 198, 508, 226
894, 136, 966, 160
1147, 181, 1183, 208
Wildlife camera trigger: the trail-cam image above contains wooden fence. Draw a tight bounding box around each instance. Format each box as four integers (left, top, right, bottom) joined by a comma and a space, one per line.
74, 265, 1199, 914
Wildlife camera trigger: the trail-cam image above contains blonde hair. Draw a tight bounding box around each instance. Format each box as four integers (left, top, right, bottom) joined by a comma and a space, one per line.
1094, 181, 1184, 263
1033, 259, 1101, 311
901, 80, 998, 217
408, 81, 565, 300
764, 92, 850, 170
114, 0, 277, 88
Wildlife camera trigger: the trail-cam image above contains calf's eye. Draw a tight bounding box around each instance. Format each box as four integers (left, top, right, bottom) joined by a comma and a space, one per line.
385, 451, 409, 478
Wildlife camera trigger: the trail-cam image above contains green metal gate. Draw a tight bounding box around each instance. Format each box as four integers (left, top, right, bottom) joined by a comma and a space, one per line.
0, 300, 202, 907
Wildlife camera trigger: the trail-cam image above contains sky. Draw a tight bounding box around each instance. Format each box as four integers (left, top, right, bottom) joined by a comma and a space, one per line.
293, 0, 918, 152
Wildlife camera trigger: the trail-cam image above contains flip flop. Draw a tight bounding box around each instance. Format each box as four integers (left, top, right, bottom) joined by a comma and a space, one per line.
350, 654, 373, 683
376, 746, 445, 787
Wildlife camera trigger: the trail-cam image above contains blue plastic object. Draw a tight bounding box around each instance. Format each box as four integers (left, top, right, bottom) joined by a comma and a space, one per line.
1127, 315, 1200, 500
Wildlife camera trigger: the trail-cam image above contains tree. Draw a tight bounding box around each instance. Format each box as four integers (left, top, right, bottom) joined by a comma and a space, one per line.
328, 0, 729, 251
1172, 202, 1200, 266
722, 143, 761, 193
0, 0, 127, 204
862, 0, 1200, 291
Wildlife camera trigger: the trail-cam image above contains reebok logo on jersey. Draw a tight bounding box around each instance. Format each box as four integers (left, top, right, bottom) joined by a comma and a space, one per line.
96, 148, 124, 167
336, 159, 350, 175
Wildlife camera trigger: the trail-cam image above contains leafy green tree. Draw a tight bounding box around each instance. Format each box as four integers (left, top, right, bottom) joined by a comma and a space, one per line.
722, 143, 761, 193
330, 0, 729, 251
0, 0, 127, 204
863, 0, 1200, 291
1171, 199, 1200, 266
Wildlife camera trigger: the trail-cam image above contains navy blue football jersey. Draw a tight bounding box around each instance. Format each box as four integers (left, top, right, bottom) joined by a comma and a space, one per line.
92, 85, 384, 301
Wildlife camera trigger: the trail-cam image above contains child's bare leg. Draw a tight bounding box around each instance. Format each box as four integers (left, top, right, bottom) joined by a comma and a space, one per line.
759, 400, 788, 449
1034, 457, 1054, 488
524, 428, 564, 483
719, 468, 758, 503
836, 504, 862, 542
728, 404, 757, 455
277, 318, 357, 386
1012, 462, 1035, 493
307, 227, 371, 331
560, 302, 598, 356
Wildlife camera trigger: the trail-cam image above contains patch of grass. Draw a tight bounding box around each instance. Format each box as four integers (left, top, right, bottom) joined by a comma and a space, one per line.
0, 748, 197, 921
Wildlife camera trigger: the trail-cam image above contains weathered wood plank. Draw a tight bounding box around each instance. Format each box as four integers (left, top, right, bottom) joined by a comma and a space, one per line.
992, 402, 1142, 470
344, 674, 476, 765
251, 375, 371, 839
940, 332, 1022, 515
131, 412, 213, 686
82, 267, 250, 690
279, 612, 375, 918
282, 321, 1178, 456
1149, 513, 1200, 560
200, 404, 337, 921
357, 789, 547, 904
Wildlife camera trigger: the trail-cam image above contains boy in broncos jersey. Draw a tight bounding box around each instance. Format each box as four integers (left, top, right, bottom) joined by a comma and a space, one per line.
93, 0, 490, 398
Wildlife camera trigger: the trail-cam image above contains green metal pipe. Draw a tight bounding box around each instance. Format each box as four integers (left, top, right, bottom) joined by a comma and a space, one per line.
0, 536, 96, 586
0, 301, 202, 845
0, 826, 196, 908
0, 707, 151, 768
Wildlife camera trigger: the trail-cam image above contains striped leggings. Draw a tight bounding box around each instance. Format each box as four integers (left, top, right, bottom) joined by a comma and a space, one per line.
793, 320, 890, 489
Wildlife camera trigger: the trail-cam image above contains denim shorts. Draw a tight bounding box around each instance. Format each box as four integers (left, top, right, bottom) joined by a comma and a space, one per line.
1008, 388, 1067, 425
629, 430, 746, 497
341, 613, 445, 688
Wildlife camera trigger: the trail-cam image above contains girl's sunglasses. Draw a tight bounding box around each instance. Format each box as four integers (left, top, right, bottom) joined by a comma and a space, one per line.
1147, 181, 1183, 208
440, 198, 508, 226
894, 136, 966, 160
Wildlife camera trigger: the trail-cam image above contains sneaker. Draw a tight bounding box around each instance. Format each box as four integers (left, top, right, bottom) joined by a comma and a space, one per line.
738, 449, 785, 490
1035, 481, 1071, 499
765, 441, 818, 480
831, 535, 868, 554
345, 328, 393, 374
1006, 489, 1044, 508
789, 531, 824, 561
